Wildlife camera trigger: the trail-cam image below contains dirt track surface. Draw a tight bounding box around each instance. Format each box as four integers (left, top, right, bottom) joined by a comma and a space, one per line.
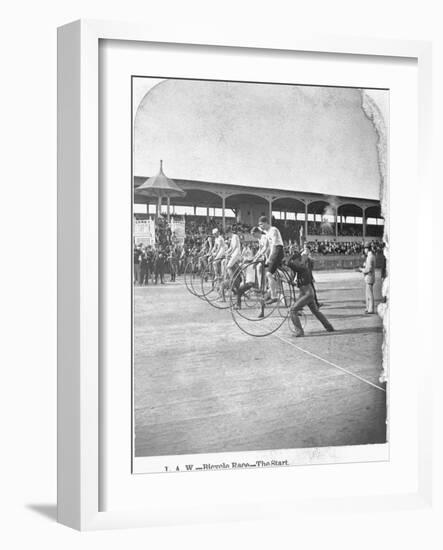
134, 270, 387, 457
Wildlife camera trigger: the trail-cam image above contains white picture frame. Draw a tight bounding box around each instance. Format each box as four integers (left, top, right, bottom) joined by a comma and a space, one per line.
57, 19, 433, 530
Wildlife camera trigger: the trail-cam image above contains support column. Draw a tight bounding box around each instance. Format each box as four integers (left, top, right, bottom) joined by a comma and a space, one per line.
156, 195, 162, 221
167, 196, 171, 222
335, 207, 338, 238
304, 202, 308, 242
193, 205, 197, 216
268, 199, 273, 222
222, 196, 226, 231
206, 207, 209, 222
362, 207, 366, 240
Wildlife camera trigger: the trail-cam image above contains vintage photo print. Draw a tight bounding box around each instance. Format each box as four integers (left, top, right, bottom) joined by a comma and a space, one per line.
131, 77, 389, 474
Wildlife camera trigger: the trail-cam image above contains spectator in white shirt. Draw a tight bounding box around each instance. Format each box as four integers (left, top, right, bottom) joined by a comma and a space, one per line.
359, 243, 376, 314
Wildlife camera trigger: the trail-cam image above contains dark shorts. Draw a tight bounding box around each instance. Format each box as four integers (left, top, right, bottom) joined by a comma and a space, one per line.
267, 245, 284, 274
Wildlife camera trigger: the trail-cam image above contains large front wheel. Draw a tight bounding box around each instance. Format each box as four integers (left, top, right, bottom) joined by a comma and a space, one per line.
183, 260, 195, 295
230, 262, 295, 337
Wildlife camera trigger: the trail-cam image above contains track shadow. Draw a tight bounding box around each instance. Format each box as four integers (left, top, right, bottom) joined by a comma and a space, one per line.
26, 504, 57, 522
320, 299, 367, 304
318, 287, 356, 292
322, 305, 365, 311
301, 325, 382, 337
324, 313, 377, 319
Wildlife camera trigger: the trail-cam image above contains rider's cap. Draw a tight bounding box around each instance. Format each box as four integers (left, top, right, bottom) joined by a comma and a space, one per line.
212, 228, 219, 235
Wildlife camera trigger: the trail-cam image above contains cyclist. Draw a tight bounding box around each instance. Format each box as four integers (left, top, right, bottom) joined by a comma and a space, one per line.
225, 226, 242, 280
211, 228, 225, 268
257, 216, 284, 304
234, 227, 264, 310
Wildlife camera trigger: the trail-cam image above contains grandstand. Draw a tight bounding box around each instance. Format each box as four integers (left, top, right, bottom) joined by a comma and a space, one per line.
134, 176, 383, 243
133, 79, 386, 249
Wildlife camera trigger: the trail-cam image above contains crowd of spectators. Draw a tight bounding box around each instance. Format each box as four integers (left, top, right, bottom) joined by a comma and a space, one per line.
183, 216, 253, 248
134, 214, 385, 285
155, 216, 174, 247
139, 214, 384, 250
307, 221, 335, 236
306, 239, 385, 256
307, 221, 383, 238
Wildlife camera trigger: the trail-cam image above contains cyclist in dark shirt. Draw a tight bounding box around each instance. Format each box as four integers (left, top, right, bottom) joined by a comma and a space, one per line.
301, 244, 322, 308
286, 251, 334, 337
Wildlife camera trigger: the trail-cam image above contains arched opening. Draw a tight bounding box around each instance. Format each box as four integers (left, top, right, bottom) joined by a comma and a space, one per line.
307, 200, 336, 238
225, 193, 270, 227
337, 203, 365, 238
271, 197, 306, 244
364, 204, 384, 238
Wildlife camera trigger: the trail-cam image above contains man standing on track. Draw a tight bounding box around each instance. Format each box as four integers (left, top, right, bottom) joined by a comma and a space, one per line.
257, 216, 284, 304
287, 250, 334, 337
301, 242, 322, 308
359, 242, 376, 314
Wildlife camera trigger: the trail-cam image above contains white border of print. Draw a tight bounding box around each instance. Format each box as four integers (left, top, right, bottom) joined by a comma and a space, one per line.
100, 38, 412, 512
128, 70, 390, 475
57, 20, 433, 530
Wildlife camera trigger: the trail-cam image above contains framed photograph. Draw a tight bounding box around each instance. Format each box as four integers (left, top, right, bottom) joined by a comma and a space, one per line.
58, 20, 433, 530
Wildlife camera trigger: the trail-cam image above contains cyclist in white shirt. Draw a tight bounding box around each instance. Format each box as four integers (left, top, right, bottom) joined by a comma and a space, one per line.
234, 227, 262, 310
252, 227, 269, 262
250, 226, 268, 293
225, 226, 242, 279
198, 233, 213, 271
211, 228, 226, 277
258, 216, 284, 304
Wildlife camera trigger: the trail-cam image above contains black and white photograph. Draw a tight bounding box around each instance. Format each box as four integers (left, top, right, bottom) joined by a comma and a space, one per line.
131, 76, 389, 473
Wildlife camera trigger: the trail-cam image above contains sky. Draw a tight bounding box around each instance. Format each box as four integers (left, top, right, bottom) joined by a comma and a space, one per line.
133, 77, 388, 200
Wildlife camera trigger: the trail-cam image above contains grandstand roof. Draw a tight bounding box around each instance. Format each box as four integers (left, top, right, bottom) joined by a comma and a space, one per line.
133, 177, 381, 217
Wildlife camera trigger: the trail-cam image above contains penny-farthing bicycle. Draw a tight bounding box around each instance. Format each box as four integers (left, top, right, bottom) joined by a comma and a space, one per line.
184, 254, 207, 299
229, 260, 296, 337
200, 256, 240, 310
